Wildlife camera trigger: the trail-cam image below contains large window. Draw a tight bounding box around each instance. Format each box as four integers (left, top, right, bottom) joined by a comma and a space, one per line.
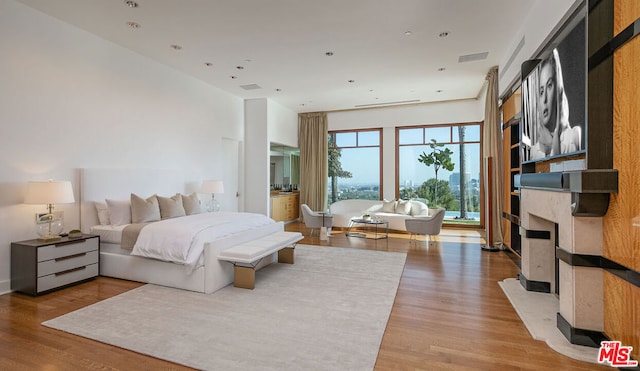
397, 123, 482, 226
328, 129, 382, 204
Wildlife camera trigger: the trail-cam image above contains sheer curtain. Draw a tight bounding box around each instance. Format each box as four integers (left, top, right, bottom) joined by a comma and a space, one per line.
483, 66, 504, 249
299, 112, 328, 212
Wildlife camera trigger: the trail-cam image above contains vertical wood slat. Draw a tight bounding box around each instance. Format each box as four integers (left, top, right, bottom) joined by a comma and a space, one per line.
603, 0, 640, 360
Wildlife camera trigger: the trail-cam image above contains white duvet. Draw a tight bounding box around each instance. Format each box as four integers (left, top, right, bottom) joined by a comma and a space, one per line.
130, 212, 275, 273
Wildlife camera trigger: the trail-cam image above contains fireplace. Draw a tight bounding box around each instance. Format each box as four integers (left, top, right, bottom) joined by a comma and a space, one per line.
518, 172, 616, 347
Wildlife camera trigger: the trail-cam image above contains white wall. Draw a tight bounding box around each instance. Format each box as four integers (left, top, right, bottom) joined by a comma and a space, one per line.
498, 0, 582, 97
328, 99, 485, 200
0, 1, 245, 294
245, 98, 298, 216
244, 99, 270, 215
268, 99, 299, 148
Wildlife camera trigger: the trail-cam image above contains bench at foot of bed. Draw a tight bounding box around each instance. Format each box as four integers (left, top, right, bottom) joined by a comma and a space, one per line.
217, 231, 303, 289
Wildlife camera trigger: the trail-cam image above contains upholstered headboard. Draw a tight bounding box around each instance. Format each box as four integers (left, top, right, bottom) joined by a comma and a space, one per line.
79, 168, 193, 233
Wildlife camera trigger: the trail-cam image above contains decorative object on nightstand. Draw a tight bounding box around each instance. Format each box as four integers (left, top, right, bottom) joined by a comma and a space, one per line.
24, 180, 75, 241
11, 234, 99, 295
201, 180, 224, 212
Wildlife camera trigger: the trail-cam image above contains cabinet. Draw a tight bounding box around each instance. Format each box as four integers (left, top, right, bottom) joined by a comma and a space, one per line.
501, 88, 522, 256
11, 235, 100, 295
270, 192, 300, 222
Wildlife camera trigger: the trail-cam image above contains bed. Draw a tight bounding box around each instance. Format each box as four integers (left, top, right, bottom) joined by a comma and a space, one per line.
79, 168, 283, 294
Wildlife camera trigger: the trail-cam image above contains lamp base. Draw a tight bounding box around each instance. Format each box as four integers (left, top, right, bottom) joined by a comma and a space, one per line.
38, 234, 62, 242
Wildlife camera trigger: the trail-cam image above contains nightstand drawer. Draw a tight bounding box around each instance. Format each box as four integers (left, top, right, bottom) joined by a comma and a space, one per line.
38, 237, 98, 262
38, 250, 99, 277
37, 263, 99, 292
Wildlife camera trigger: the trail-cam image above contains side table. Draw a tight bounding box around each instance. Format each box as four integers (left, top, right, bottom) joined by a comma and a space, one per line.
11, 234, 100, 295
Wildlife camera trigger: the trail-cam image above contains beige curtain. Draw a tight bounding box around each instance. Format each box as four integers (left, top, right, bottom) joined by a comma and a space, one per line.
299, 112, 328, 212
483, 66, 504, 249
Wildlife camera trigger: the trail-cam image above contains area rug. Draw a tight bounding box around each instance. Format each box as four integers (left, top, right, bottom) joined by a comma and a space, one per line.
43, 245, 406, 370
499, 278, 600, 364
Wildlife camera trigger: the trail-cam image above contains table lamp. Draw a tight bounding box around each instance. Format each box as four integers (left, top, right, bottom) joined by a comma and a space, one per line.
200, 180, 224, 212
24, 180, 75, 241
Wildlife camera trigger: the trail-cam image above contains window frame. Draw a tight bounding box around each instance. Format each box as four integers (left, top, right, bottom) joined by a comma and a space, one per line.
395, 122, 484, 228
328, 128, 384, 201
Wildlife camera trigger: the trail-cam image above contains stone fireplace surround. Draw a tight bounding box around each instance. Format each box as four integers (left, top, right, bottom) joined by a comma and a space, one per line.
518, 169, 618, 347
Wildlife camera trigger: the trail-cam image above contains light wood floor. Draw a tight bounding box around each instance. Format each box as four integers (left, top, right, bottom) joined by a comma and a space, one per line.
0, 223, 606, 370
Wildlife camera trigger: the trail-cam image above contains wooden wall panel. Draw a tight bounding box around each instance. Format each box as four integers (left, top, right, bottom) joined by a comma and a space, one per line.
604, 1, 640, 271
603, 0, 640, 359
501, 91, 520, 123
502, 125, 511, 247
614, 0, 640, 34
604, 272, 639, 359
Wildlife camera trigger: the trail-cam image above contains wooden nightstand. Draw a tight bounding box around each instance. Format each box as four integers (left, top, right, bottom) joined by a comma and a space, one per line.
11, 234, 100, 296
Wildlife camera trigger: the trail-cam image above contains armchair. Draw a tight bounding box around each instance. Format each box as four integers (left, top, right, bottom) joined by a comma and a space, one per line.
404, 208, 445, 242
300, 204, 333, 237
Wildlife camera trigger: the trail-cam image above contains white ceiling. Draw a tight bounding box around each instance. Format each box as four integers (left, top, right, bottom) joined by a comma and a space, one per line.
17, 0, 533, 113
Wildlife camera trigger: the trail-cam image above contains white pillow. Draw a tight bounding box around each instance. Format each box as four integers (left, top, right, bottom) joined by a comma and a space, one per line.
410, 201, 429, 216
105, 199, 131, 226
182, 192, 202, 215
381, 199, 396, 213
130, 193, 161, 223
94, 201, 110, 225
157, 193, 186, 220
395, 199, 412, 215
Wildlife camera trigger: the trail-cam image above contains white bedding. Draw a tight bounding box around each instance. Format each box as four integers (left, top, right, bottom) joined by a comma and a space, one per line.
130, 212, 275, 273
90, 224, 127, 244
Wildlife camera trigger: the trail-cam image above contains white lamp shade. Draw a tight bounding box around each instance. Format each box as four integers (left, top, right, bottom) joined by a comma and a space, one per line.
200, 180, 224, 194
24, 180, 75, 204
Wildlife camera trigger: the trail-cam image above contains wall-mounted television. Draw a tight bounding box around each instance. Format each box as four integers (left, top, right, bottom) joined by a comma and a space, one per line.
521, 12, 586, 164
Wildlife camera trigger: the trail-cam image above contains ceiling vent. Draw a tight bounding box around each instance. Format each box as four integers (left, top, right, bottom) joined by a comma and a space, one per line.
458, 52, 489, 63
240, 84, 262, 90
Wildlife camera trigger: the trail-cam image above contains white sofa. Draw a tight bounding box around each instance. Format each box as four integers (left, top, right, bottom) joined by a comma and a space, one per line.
329, 199, 430, 231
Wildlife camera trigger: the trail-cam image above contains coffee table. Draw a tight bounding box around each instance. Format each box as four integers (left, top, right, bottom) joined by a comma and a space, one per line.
346, 218, 389, 239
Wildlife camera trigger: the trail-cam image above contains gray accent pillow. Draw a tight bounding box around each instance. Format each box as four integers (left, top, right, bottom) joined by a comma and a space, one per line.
105, 199, 131, 226
182, 192, 202, 215
130, 193, 161, 223
157, 194, 186, 220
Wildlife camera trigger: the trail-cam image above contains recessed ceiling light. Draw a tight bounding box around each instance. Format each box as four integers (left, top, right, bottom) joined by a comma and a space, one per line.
439, 31, 449, 38
170, 44, 182, 51
204, 62, 213, 67
437, 67, 446, 71
325, 52, 334, 56
124, 1, 138, 8
404, 31, 412, 36
126, 21, 140, 29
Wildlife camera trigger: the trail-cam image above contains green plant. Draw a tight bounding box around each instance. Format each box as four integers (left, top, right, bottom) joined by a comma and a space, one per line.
418, 139, 455, 206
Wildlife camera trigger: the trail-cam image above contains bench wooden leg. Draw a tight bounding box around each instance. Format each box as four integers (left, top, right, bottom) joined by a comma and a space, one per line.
233, 266, 255, 289
278, 247, 295, 264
